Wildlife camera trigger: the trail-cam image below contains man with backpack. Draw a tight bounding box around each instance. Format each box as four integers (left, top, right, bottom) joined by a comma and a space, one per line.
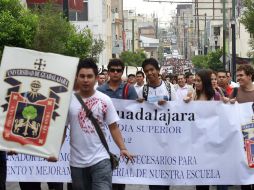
97, 58, 138, 190
137, 58, 176, 190
137, 58, 176, 104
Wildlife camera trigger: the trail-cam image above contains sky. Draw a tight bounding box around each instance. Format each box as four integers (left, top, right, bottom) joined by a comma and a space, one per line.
123, 0, 178, 23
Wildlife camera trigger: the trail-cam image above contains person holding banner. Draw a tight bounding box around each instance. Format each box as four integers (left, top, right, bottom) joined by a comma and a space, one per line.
0, 151, 6, 190
67, 58, 133, 190
97, 58, 138, 190
137, 58, 176, 190
184, 69, 229, 190
228, 64, 254, 190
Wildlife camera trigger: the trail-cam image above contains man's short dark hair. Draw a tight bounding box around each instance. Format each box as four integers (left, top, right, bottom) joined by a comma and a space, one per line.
142, 58, 160, 70
98, 72, 105, 76
185, 72, 193, 79
128, 74, 135, 78
237, 64, 254, 81
217, 69, 227, 74
136, 70, 145, 78
76, 58, 98, 76
107, 58, 125, 70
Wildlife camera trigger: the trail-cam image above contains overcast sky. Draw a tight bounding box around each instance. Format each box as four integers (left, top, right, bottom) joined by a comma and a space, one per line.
123, 0, 177, 23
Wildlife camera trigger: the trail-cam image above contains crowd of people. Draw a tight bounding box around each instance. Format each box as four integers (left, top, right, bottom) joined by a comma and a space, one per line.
0, 57, 254, 190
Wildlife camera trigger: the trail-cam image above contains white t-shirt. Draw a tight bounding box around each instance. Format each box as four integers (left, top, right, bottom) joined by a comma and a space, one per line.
174, 84, 194, 101
138, 81, 177, 102
67, 91, 120, 168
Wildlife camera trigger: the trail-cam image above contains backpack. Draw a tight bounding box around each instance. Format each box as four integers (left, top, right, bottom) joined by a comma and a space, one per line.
122, 83, 130, 99
142, 81, 171, 101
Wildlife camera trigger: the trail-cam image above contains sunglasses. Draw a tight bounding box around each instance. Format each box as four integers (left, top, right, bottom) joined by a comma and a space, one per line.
109, 68, 123, 73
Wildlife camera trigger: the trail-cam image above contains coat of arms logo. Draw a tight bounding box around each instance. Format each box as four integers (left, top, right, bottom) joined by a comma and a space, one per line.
1, 59, 69, 146
241, 103, 254, 168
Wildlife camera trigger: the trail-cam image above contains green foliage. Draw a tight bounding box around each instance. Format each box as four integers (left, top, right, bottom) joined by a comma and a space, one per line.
32, 5, 76, 54
22, 106, 37, 120
0, 1, 104, 60
0, 0, 38, 56
192, 49, 223, 71
191, 55, 208, 69
120, 50, 147, 67
240, 0, 254, 35
206, 49, 224, 71
240, 0, 254, 51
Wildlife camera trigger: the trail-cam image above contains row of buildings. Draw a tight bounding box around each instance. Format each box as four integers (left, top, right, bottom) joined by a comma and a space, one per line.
172, 0, 252, 66
23, 0, 253, 68
24, 0, 160, 67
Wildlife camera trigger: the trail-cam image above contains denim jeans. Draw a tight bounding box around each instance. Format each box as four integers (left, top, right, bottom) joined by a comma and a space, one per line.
149, 185, 170, 190
0, 151, 6, 190
217, 185, 228, 190
71, 159, 112, 190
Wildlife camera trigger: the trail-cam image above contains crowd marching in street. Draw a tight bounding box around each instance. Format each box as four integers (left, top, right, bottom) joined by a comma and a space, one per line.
1, 57, 254, 190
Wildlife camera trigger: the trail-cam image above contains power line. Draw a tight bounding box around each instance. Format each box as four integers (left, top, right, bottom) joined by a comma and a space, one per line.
144, 0, 231, 3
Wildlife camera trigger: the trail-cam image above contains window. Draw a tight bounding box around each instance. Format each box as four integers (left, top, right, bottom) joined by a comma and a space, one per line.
69, 0, 88, 21
214, 27, 220, 36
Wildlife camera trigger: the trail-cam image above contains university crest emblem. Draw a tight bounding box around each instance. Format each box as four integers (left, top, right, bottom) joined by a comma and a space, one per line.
1, 58, 69, 146
241, 103, 254, 168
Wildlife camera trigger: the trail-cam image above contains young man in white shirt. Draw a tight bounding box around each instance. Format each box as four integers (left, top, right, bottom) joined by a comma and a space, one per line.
134, 71, 145, 93
138, 58, 177, 104
66, 58, 133, 190
137, 58, 176, 190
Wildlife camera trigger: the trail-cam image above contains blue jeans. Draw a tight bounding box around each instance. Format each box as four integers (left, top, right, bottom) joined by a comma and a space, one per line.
71, 159, 112, 190
217, 185, 228, 190
0, 151, 6, 190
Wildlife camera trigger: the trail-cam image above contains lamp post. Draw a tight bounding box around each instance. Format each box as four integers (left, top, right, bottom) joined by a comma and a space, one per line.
222, 0, 226, 70
231, 0, 236, 81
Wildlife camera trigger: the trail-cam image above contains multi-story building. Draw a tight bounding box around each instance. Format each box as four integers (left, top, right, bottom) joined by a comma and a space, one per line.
111, 0, 124, 57
175, 4, 193, 60
170, 0, 252, 67
70, 0, 112, 66
123, 10, 159, 58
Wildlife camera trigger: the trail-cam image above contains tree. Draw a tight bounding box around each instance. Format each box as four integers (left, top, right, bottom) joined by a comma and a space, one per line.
0, 0, 38, 58
0, 1, 104, 61
240, 0, 254, 52
191, 55, 208, 69
32, 4, 76, 55
120, 50, 147, 67
240, 0, 254, 35
192, 49, 223, 71
22, 105, 37, 136
206, 49, 224, 71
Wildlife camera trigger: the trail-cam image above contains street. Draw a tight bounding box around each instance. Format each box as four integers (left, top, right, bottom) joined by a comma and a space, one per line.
6, 183, 242, 190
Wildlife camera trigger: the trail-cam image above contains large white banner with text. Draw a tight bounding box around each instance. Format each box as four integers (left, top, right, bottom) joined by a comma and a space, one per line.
0, 47, 79, 158
6, 100, 254, 185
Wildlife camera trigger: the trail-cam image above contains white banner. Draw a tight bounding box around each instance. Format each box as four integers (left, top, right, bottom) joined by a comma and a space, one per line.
0, 47, 79, 158
6, 100, 254, 185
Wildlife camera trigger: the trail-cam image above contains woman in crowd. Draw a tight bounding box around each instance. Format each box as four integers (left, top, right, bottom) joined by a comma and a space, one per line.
211, 71, 225, 97
184, 69, 225, 190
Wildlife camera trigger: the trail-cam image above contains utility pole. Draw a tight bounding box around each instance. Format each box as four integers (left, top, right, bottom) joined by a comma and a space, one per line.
231, 0, 236, 81
132, 19, 135, 53
63, 0, 69, 21
222, 0, 226, 69
204, 13, 208, 55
